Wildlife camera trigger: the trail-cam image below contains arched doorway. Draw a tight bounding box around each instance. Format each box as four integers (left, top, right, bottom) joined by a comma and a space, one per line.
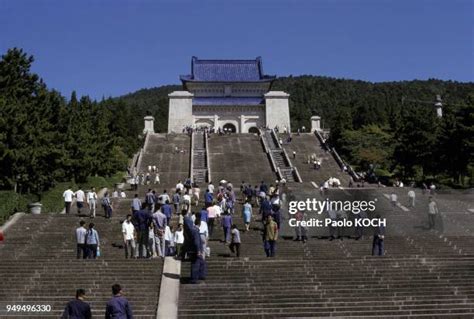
223, 123, 237, 133
248, 127, 260, 134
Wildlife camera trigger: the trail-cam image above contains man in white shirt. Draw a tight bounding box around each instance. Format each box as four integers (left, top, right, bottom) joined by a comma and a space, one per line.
87, 187, 98, 218
75, 188, 85, 215
120, 190, 126, 198
176, 180, 184, 193
122, 214, 136, 259
182, 193, 191, 213
198, 219, 209, 259
407, 189, 416, 207
428, 197, 439, 229
390, 193, 398, 207
75, 220, 87, 259
63, 187, 74, 214
158, 190, 170, 206
207, 182, 215, 194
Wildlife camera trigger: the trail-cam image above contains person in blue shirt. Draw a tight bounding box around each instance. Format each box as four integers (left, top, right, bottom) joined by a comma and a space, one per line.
204, 189, 213, 208
105, 284, 133, 319
161, 201, 172, 225
221, 212, 233, 243
172, 191, 181, 213
85, 223, 100, 259
133, 203, 151, 258
130, 194, 141, 214
61, 289, 91, 319
199, 207, 208, 223
372, 215, 385, 256
260, 196, 272, 219
259, 181, 268, 194
188, 218, 207, 284
242, 200, 252, 232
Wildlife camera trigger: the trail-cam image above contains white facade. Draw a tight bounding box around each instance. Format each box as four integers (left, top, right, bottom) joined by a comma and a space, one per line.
143, 116, 155, 134
168, 91, 193, 133
167, 57, 291, 133
264, 91, 291, 133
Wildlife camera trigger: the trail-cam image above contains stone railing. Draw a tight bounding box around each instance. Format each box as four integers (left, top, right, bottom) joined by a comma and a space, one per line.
135, 148, 144, 173
272, 129, 303, 183
276, 167, 283, 181
314, 130, 360, 181
143, 131, 151, 153
189, 131, 194, 182
270, 129, 282, 149
204, 130, 211, 183
259, 129, 278, 172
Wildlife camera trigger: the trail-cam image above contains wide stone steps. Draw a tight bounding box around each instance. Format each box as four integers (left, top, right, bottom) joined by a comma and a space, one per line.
0, 194, 163, 317
208, 133, 275, 184
192, 131, 208, 184
179, 255, 474, 317
138, 133, 191, 186
280, 133, 350, 186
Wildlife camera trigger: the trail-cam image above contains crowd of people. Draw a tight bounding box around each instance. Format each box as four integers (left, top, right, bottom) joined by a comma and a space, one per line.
68, 161, 444, 290
129, 165, 160, 191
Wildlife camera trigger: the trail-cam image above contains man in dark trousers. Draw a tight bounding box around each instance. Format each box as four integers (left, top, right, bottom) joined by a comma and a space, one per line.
133, 203, 151, 258
105, 284, 133, 319
75, 220, 87, 259
61, 288, 91, 319
184, 216, 207, 283
372, 215, 385, 256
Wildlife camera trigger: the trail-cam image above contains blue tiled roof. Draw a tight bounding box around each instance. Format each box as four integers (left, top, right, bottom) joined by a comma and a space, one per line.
193, 97, 264, 106
180, 56, 276, 83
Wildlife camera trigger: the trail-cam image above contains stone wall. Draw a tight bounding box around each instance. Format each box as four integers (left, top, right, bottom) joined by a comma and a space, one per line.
168, 91, 194, 133
264, 91, 291, 132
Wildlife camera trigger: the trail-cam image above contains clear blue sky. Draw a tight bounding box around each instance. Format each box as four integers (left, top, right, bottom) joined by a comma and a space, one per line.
1, 0, 472, 99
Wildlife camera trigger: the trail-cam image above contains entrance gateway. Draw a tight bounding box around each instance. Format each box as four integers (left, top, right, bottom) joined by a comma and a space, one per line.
168, 56, 291, 133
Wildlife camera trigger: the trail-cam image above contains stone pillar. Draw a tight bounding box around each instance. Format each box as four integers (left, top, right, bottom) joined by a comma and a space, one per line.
435, 95, 443, 118
240, 115, 245, 133
168, 91, 194, 133
264, 91, 291, 132
143, 116, 155, 134
311, 116, 321, 132
214, 114, 219, 130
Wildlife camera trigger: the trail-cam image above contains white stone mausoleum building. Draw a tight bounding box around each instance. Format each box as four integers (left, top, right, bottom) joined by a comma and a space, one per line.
168, 56, 291, 133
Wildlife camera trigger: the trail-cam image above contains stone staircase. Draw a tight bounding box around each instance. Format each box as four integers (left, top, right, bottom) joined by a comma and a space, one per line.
137, 133, 191, 187
191, 131, 208, 184
0, 197, 163, 318
2, 133, 474, 318
280, 133, 350, 186
178, 182, 474, 318
208, 133, 275, 185
261, 129, 300, 183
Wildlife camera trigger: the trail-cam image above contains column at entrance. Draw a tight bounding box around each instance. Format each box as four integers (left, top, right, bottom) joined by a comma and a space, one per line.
214, 114, 219, 130
239, 115, 246, 133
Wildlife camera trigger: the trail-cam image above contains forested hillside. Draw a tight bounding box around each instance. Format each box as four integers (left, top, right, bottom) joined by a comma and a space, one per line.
0, 48, 139, 197
116, 75, 473, 186
1, 47, 472, 202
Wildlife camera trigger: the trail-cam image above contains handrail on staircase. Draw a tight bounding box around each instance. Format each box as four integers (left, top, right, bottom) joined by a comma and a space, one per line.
313, 130, 360, 181
292, 167, 303, 183
274, 129, 303, 183
136, 148, 144, 173
259, 129, 278, 172
270, 129, 281, 150
276, 167, 283, 181
204, 130, 211, 183
189, 131, 194, 183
